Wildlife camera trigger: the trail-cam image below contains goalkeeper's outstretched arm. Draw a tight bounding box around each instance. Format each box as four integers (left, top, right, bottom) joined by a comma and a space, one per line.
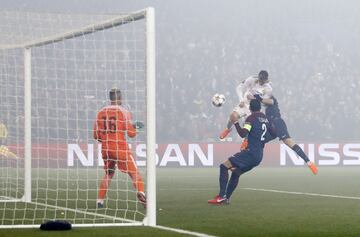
126, 120, 136, 138
93, 115, 102, 142
0, 145, 18, 160
0, 121, 8, 145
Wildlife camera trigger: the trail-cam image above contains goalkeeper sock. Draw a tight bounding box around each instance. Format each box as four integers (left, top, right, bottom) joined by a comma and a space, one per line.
225, 169, 241, 199
128, 171, 145, 193
292, 144, 310, 163
219, 164, 229, 197
98, 172, 115, 201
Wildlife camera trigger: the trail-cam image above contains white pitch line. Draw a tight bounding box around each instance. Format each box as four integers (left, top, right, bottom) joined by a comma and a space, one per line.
26, 202, 217, 237
243, 188, 360, 200
31, 201, 141, 223
158, 188, 217, 191
155, 225, 218, 237
0, 196, 23, 202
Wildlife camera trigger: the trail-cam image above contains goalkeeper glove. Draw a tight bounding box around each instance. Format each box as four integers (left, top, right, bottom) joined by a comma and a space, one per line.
133, 121, 144, 129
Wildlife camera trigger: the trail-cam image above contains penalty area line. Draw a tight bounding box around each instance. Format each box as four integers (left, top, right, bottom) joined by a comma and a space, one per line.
243, 188, 360, 201
154, 225, 218, 237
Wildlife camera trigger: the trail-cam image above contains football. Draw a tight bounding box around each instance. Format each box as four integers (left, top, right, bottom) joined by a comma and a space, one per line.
212, 93, 226, 107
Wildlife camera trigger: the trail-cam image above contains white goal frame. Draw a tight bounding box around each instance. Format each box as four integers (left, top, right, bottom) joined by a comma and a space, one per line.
0, 7, 156, 228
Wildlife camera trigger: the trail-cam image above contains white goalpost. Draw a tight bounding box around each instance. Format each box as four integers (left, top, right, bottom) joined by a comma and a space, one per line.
0, 8, 156, 228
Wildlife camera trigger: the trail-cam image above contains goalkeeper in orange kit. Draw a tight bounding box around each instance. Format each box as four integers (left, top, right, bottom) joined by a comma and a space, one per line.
93, 88, 145, 208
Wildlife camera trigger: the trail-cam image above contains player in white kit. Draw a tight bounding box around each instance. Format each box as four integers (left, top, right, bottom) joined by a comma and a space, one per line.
219, 70, 273, 139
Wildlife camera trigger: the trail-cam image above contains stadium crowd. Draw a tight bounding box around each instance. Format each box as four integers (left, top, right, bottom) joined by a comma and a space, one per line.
156, 6, 360, 143
1, 2, 359, 144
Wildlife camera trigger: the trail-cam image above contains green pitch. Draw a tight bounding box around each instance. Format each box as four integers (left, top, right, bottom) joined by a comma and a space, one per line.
1, 167, 360, 237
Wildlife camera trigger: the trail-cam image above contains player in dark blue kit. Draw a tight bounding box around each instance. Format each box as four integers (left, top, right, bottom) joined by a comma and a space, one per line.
250, 94, 318, 175
208, 99, 274, 205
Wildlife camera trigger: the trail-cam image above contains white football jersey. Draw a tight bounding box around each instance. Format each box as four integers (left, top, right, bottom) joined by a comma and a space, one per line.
236, 75, 272, 104
234, 75, 272, 115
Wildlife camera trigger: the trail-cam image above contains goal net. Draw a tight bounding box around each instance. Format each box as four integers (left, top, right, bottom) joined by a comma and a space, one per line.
0, 8, 156, 228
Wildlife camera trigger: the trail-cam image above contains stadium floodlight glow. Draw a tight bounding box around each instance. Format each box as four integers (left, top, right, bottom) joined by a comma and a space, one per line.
0, 7, 156, 228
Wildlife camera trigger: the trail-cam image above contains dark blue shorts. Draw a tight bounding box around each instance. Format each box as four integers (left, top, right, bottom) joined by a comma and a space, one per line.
228, 151, 262, 173
272, 118, 291, 140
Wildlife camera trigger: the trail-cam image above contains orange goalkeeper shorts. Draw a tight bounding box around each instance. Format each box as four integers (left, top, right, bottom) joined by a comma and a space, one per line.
101, 149, 138, 174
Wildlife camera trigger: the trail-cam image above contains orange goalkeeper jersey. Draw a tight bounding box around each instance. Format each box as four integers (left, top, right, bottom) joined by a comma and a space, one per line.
93, 105, 136, 152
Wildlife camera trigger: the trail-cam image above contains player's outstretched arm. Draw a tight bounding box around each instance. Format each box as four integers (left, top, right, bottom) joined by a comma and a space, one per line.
252, 94, 274, 105
93, 119, 101, 142
260, 98, 274, 105
236, 83, 246, 102
233, 122, 249, 138
236, 76, 254, 102
126, 120, 137, 138
122, 110, 137, 138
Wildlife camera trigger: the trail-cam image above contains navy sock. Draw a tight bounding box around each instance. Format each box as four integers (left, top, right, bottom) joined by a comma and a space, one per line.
292, 144, 310, 163
226, 169, 241, 199
219, 164, 229, 197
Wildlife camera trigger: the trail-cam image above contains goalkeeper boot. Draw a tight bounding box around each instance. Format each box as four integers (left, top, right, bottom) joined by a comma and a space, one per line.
137, 191, 147, 208
97, 202, 104, 209
207, 195, 228, 205
307, 161, 318, 175
220, 129, 231, 139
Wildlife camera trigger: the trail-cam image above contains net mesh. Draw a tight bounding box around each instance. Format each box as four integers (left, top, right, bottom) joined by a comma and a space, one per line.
0, 10, 147, 226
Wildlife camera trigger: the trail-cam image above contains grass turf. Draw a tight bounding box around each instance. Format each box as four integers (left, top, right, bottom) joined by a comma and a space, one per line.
1, 167, 360, 236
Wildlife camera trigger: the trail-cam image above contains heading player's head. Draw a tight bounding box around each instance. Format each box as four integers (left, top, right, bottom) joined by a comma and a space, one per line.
258, 70, 269, 85
109, 88, 122, 105
249, 99, 261, 112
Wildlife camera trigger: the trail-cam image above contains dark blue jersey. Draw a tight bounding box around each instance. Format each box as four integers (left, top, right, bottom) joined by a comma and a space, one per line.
265, 96, 281, 122
264, 96, 292, 140
243, 111, 273, 158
